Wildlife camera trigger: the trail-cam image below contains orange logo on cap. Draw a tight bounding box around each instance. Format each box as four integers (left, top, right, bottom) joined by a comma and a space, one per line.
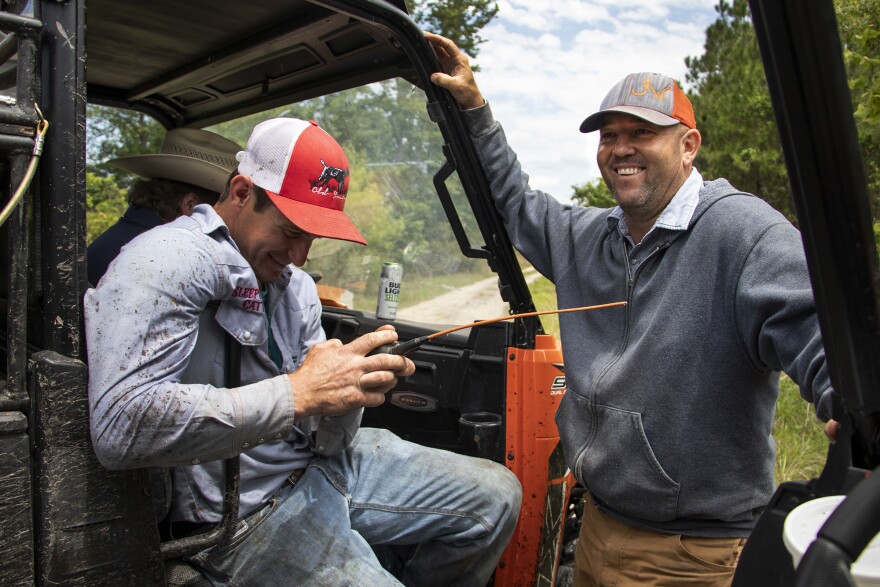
631, 80, 671, 100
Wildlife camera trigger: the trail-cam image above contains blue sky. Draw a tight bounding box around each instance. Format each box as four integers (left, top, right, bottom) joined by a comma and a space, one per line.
471, 0, 719, 202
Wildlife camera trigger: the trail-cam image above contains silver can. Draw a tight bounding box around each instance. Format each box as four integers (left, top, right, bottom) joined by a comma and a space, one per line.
376, 262, 403, 320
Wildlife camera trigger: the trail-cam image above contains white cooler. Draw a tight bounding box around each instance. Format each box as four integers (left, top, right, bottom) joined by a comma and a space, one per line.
783, 495, 880, 586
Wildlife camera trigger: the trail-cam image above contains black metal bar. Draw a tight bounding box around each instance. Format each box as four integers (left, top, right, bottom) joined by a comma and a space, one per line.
0, 10, 41, 32
0, 108, 38, 126
0, 10, 39, 111
0, 134, 33, 149
158, 457, 241, 560
39, 0, 88, 360
5, 150, 29, 406
1, 0, 40, 414
749, 0, 880, 467
0, 31, 18, 63
433, 154, 490, 260
0, 397, 29, 412
159, 335, 243, 560
0, 8, 39, 122
309, 0, 540, 344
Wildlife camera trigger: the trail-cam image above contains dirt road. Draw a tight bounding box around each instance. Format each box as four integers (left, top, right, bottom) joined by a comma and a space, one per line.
395, 268, 543, 325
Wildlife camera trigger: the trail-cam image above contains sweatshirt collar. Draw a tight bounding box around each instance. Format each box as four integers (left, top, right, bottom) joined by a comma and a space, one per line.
608, 168, 703, 244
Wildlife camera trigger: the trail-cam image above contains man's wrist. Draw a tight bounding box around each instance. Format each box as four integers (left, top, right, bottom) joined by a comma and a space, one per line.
460, 96, 487, 111
460, 100, 495, 138
289, 372, 310, 420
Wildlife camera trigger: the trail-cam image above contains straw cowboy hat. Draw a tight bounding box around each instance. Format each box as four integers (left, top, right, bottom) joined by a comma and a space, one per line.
109, 128, 241, 193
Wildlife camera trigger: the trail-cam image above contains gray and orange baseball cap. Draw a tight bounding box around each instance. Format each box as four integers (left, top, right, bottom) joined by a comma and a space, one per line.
579, 72, 696, 133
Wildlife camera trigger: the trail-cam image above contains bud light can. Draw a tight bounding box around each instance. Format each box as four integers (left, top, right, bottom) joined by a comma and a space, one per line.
376, 262, 403, 320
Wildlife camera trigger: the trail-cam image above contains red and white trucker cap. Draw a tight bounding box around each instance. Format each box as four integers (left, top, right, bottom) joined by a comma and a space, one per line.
236, 118, 367, 245
579, 72, 697, 133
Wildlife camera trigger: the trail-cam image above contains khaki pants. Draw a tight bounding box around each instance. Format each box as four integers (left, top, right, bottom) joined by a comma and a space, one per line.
574, 496, 747, 586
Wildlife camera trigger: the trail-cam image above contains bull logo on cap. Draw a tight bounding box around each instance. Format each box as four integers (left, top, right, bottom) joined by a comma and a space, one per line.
310, 159, 349, 197
632, 80, 671, 100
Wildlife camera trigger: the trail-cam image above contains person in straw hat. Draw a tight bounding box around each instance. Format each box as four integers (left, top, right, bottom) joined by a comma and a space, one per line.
86, 128, 241, 285
84, 117, 521, 585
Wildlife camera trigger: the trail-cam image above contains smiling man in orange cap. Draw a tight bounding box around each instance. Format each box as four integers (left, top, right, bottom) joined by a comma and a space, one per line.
427, 31, 836, 587
84, 117, 522, 586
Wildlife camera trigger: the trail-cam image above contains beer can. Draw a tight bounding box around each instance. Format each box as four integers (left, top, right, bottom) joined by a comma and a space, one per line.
376, 262, 403, 320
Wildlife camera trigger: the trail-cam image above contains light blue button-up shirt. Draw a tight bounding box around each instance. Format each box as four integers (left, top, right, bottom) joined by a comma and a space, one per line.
609, 168, 704, 248
85, 205, 360, 521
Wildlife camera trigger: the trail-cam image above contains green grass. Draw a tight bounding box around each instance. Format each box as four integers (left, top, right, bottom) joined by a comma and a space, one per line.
528, 275, 828, 485
529, 272, 560, 337
774, 375, 828, 483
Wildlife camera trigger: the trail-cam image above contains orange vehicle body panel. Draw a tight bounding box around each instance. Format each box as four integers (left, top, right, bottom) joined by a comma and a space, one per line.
494, 334, 574, 586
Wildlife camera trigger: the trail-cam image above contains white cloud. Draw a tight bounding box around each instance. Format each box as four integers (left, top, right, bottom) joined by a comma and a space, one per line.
495, 0, 613, 29
473, 0, 718, 201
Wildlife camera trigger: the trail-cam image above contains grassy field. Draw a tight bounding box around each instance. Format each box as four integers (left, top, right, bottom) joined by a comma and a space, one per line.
527, 275, 829, 484
774, 375, 828, 482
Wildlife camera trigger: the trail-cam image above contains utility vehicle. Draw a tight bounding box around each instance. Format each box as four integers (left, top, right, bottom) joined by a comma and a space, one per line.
1, 1, 570, 584
0, 0, 877, 586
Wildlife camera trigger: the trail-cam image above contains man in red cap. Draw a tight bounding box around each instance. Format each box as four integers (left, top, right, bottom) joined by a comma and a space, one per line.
84, 117, 521, 586
427, 32, 836, 587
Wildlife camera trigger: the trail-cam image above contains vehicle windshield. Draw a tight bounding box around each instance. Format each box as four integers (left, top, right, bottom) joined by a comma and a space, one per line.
87, 79, 505, 326
215, 80, 500, 324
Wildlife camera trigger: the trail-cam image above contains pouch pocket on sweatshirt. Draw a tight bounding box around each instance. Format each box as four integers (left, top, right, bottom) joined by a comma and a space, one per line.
556, 391, 680, 522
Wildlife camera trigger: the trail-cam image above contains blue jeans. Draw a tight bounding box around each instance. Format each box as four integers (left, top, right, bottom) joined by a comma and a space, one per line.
188, 428, 522, 586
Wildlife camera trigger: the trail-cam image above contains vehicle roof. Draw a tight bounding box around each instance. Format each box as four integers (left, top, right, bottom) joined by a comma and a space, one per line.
82, 0, 541, 319
86, 0, 414, 128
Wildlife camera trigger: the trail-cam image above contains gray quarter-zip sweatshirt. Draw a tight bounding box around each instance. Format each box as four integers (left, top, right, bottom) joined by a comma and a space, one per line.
464, 103, 833, 537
